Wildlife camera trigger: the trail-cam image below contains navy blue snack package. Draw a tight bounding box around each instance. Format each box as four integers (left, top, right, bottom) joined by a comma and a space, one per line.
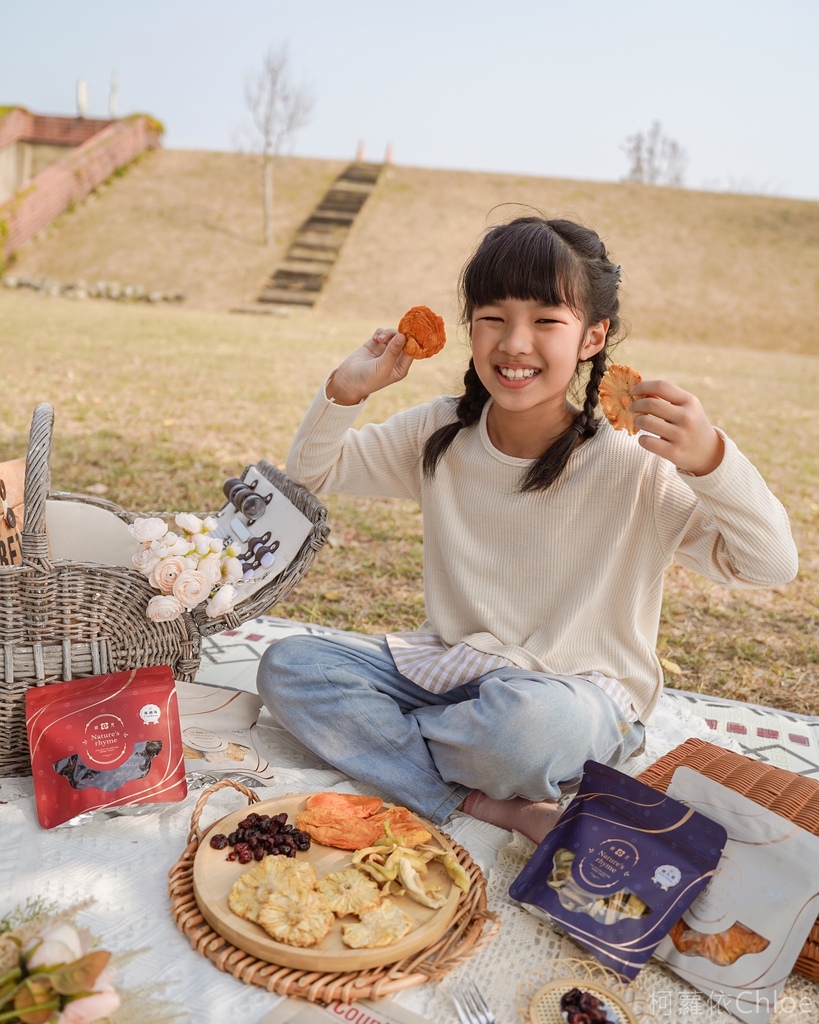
509, 760, 728, 980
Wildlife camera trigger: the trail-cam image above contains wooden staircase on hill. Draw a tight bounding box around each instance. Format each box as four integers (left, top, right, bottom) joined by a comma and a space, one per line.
234, 162, 384, 313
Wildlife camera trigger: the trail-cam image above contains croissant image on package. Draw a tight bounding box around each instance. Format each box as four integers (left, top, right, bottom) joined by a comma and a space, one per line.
398, 305, 447, 359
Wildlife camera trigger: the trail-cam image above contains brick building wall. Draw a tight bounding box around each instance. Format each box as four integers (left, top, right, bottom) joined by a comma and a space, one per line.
1, 112, 162, 260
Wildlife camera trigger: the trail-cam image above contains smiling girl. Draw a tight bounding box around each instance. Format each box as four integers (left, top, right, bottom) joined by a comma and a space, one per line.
257, 216, 797, 843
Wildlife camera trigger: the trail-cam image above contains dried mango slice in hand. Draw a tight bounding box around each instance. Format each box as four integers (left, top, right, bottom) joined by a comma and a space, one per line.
398, 305, 446, 359
599, 364, 642, 434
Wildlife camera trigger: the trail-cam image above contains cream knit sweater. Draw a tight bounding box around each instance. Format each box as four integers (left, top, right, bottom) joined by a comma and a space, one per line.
286, 388, 798, 721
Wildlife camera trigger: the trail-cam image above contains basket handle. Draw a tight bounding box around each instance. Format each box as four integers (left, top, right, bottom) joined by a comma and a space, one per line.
187, 778, 260, 845
21, 402, 54, 569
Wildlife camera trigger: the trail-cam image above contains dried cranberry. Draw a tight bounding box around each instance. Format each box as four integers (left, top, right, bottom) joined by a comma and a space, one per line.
209, 833, 229, 850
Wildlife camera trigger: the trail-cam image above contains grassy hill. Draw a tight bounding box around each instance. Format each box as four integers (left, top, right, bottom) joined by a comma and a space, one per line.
6, 148, 819, 354
2, 151, 817, 713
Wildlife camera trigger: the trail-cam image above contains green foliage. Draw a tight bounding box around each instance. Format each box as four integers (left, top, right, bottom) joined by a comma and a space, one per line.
126, 112, 165, 136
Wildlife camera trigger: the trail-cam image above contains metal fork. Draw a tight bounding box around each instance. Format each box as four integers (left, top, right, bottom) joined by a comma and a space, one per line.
448, 976, 497, 1024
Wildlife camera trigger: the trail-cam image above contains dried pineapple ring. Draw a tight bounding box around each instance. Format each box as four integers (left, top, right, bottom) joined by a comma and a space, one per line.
257, 889, 334, 947
341, 899, 414, 949
316, 866, 382, 917
228, 857, 317, 922
599, 364, 642, 435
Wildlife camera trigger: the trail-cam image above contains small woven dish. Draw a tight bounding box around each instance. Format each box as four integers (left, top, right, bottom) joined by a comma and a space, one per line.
168, 779, 500, 1003
515, 959, 658, 1024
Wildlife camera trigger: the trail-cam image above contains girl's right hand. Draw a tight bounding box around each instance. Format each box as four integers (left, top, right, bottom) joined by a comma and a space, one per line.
325, 328, 413, 405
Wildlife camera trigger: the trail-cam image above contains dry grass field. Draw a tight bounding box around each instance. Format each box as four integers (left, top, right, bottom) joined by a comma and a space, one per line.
3, 149, 818, 713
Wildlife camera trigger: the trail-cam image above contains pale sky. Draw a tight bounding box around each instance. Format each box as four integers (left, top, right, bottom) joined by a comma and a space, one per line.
4, 0, 818, 201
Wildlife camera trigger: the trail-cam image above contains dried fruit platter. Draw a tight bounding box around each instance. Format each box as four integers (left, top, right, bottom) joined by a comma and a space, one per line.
192, 792, 462, 971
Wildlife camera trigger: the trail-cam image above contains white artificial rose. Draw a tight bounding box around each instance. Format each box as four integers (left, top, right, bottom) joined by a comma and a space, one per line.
165, 534, 193, 557
128, 517, 168, 544
175, 512, 205, 534
25, 922, 85, 968
150, 555, 187, 594
172, 568, 210, 609
206, 584, 239, 619
220, 556, 243, 584
132, 545, 160, 576
208, 536, 224, 554
197, 553, 223, 587
146, 594, 184, 622
193, 533, 212, 556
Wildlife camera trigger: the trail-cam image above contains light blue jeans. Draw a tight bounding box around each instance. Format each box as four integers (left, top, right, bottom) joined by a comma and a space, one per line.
256, 632, 645, 826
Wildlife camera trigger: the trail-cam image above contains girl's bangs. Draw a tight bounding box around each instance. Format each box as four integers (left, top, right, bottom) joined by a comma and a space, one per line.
461, 221, 582, 316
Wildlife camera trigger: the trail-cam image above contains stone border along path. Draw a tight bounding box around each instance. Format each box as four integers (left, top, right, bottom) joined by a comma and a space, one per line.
233, 161, 384, 314
2, 274, 185, 304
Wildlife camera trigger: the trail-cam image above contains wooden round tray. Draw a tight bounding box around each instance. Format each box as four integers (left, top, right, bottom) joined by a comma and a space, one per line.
168, 780, 500, 1002
192, 792, 461, 971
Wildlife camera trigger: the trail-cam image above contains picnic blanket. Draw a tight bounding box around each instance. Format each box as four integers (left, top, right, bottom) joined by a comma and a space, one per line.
3, 615, 819, 1024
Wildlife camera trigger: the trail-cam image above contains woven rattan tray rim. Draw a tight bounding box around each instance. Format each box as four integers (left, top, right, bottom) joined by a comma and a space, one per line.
637, 737, 819, 982
167, 780, 500, 1002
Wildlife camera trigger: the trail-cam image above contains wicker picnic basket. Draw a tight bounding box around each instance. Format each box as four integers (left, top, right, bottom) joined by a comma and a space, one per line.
638, 737, 819, 982
0, 403, 329, 778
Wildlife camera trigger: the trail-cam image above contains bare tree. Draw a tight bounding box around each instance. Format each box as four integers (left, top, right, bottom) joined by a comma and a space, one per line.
622, 121, 687, 187
244, 46, 314, 244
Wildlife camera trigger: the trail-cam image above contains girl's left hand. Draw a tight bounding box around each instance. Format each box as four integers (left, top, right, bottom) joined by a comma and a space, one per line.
630, 379, 724, 476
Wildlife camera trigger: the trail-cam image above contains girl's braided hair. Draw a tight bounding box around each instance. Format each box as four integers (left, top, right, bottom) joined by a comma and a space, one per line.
421, 216, 623, 491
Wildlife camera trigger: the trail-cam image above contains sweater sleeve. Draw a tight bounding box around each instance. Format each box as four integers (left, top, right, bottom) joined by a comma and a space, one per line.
284, 379, 440, 501
652, 430, 798, 588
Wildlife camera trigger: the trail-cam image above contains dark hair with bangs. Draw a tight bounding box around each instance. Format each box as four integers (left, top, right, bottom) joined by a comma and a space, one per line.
421, 216, 623, 491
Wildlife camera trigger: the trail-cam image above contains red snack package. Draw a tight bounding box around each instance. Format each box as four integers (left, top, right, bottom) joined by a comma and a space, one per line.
26, 665, 188, 828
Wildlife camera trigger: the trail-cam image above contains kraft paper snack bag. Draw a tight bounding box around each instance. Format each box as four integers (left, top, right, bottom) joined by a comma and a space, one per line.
655, 766, 819, 1023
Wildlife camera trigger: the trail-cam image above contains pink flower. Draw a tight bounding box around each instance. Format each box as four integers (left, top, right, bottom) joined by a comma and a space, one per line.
146, 594, 184, 622
128, 517, 168, 544
172, 569, 210, 609
59, 980, 120, 1024
150, 556, 187, 594
206, 584, 239, 618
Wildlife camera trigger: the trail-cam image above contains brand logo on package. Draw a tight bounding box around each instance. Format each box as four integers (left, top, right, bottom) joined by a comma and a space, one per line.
652, 864, 682, 891
139, 703, 162, 725
83, 713, 128, 765
578, 839, 639, 889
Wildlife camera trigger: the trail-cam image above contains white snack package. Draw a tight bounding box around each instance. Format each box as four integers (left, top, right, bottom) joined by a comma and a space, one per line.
176, 680, 276, 782
654, 766, 819, 1023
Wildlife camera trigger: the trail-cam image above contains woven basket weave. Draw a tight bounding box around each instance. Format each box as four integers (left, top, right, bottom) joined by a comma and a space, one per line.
637, 737, 819, 982
0, 403, 329, 777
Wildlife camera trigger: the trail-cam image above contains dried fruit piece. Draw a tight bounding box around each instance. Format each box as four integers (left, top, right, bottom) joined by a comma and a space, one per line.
599, 364, 642, 435
316, 866, 382, 917
341, 900, 414, 949
228, 856, 317, 922
304, 792, 383, 818
669, 918, 770, 965
296, 794, 431, 851
398, 305, 446, 359
257, 889, 334, 947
